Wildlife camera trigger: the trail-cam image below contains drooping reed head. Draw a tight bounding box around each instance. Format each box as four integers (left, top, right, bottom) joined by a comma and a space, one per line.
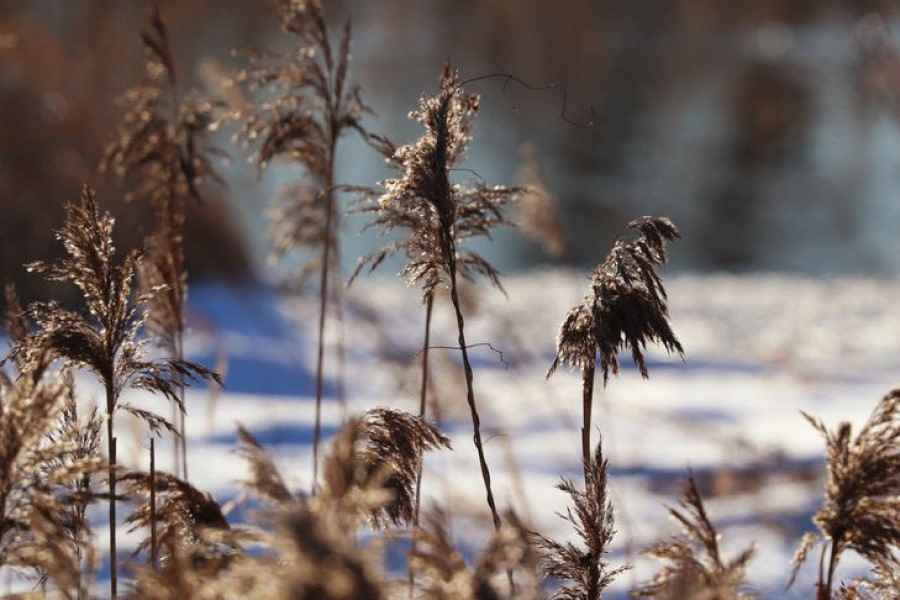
549, 216, 683, 384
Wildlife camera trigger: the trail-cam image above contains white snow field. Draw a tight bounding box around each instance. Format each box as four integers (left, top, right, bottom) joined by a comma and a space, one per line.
7, 271, 900, 598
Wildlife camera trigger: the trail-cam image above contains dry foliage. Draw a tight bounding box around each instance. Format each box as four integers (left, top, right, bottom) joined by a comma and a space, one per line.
102, 5, 227, 481
633, 475, 755, 600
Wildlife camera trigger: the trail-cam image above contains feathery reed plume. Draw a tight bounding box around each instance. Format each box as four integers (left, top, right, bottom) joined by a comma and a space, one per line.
534, 439, 628, 600
547, 217, 682, 477
236, 424, 294, 505
516, 142, 565, 257
0, 368, 104, 599
232, 0, 373, 494
121, 468, 232, 563
633, 475, 754, 599
410, 506, 540, 599
790, 388, 900, 599
320, 408, 450, 529
43, 379, 103, 599
359, 65, 524, 537
838, 561, 900, 599
14, 185, 220, 598
102, 5, 226, 480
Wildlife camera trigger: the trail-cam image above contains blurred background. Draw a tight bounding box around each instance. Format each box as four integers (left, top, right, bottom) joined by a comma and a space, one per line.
5, 0, 900, 301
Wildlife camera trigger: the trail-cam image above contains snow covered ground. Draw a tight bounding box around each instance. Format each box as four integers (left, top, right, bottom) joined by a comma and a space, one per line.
8, 271, 900, 597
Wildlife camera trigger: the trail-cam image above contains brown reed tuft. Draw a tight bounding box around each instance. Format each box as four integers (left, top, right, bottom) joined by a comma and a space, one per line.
534, 438, 628, 600
790, 388, 900, 599
633, 474, 754, 599
121, 469, 231, 559
320, 408, 450, 529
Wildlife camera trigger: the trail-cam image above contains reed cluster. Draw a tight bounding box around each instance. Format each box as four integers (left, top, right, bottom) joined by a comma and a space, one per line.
4, 3, 899, 600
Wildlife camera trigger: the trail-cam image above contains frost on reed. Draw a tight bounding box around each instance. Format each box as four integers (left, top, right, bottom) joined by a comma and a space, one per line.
548, 216, 682, 472
101, 6, 226, 480
791, 388, 900, 600
13, 185, 219, 598
534, 439, 628, 600
633, 475, 754, 600
232, 0, 374, 493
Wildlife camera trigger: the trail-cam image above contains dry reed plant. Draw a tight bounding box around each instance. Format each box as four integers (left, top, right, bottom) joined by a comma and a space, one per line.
12, 185, 219, 598
633, 475, 755, 599
790, 388, 900, 599
547, 216, 682, 477
231, 0, 374, 494
101, 6, 226, 480
534, 439, 628, 600
356, 65, 526, 541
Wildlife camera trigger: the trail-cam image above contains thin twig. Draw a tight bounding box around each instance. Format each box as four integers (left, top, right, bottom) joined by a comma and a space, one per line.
417, 342, 510, 370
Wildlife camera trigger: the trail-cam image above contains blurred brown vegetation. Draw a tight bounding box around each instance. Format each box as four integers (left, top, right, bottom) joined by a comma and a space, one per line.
0, 1, 259, 304
3, 0, 900, 305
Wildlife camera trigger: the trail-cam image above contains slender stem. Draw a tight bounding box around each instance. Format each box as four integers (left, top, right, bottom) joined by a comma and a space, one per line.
150, 438, 158, 571
446, 254, 502, 531
312, 133, 338, 495
106, 394, 117, 600
581, 363, 595, 479
816, 541, 828, 600
171, 397, 180, 476
333, 238, 347, 422
408, 293, 434, 597
823, 539, 839, 600
176, 330, 187, 481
